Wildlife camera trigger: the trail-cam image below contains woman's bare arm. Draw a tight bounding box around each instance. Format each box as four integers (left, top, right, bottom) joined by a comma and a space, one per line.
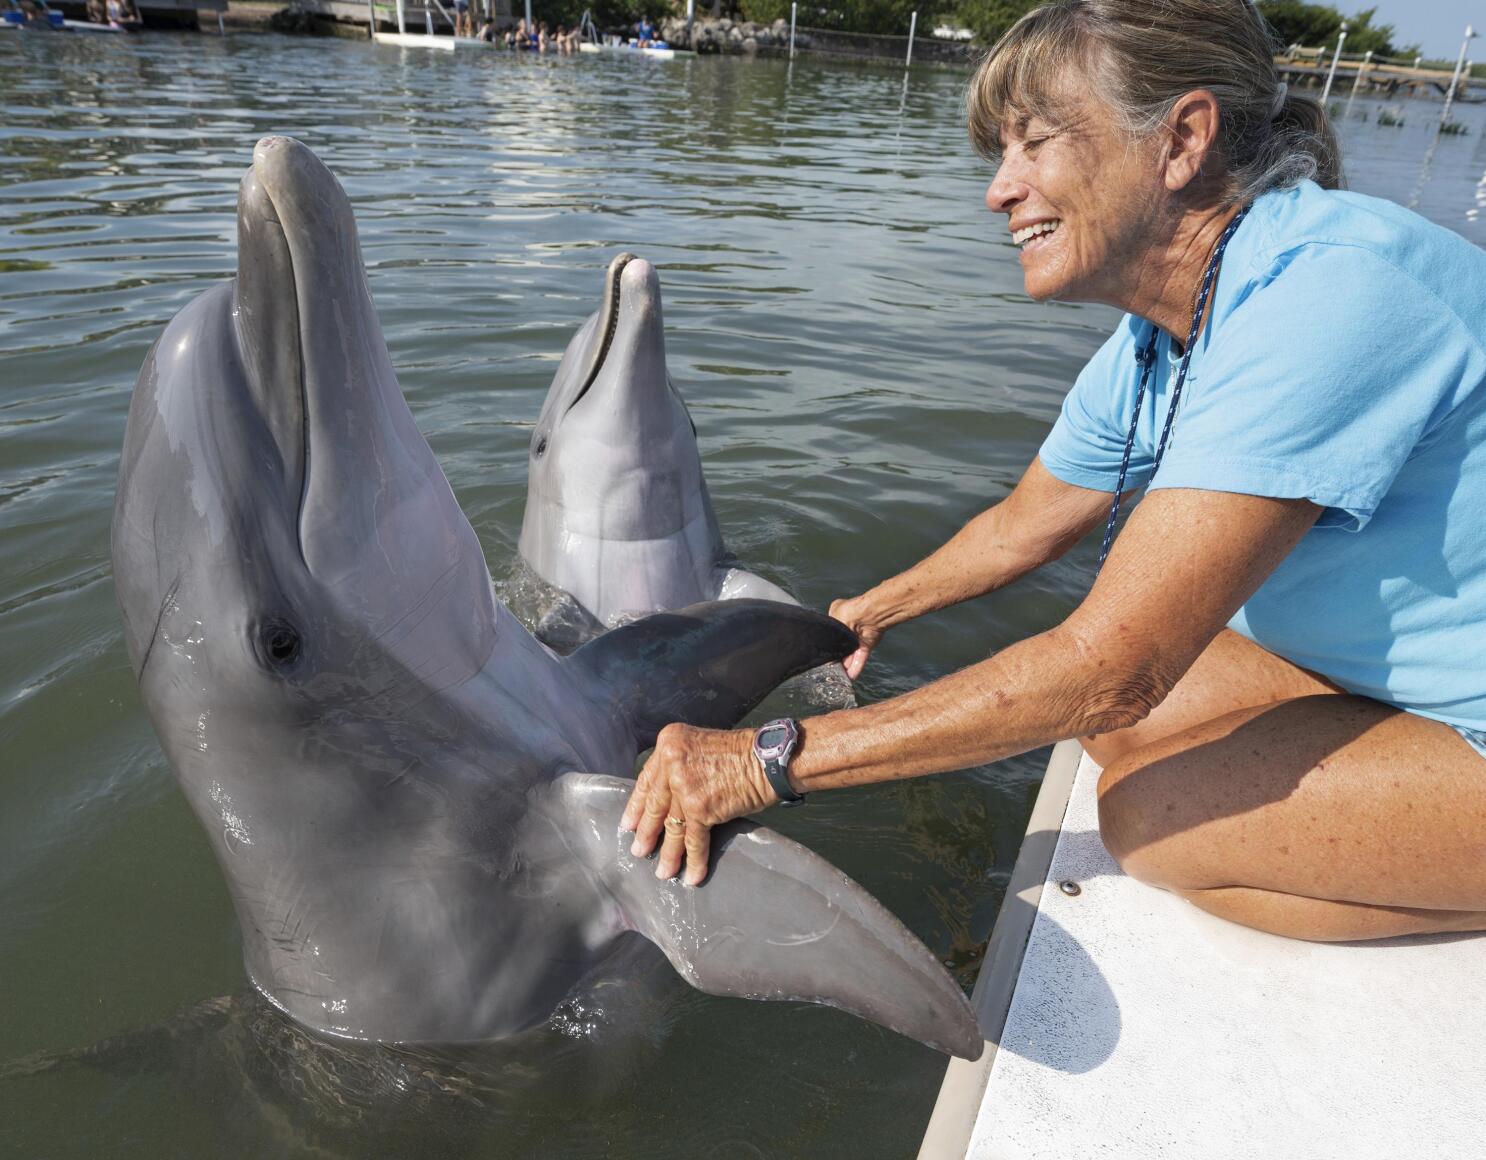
841, 457, 1119, 633
623, 486, 1322, 883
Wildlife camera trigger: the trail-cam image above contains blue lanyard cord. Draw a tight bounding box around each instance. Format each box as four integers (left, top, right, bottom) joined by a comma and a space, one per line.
1095, 204, 1251, 571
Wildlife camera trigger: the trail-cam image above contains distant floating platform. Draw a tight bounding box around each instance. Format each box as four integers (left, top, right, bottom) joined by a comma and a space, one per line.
921, 740, 1486, 1157
372, 29, 453, 49
578, 41, 691, 60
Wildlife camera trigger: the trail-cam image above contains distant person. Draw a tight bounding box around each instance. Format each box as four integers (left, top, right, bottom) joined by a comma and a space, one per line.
451, 0, 469, 37
505, 17, 525, 48
635, 14, 655, 46
86, 0, 105, 22
18, 0, 54, 26
537, 19, 549, 50
477, 16, 495, 40
623, 0, 1486, 944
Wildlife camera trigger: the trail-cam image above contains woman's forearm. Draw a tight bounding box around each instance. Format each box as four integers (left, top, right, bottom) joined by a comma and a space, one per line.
851, 459, 1114, 634
789, 624, 1131, 792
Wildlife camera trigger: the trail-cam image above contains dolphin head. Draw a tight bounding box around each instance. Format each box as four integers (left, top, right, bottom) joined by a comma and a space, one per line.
517, 254, 725, 623
110, 139, 529, 1025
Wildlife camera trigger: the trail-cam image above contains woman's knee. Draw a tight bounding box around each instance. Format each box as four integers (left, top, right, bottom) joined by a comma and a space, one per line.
1096, 752, 1199, 890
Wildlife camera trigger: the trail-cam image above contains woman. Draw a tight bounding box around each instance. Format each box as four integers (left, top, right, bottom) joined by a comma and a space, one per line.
622, 0, 1486, 942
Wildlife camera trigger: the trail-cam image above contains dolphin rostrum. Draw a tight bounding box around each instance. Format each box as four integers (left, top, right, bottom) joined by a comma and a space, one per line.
518, 253, 802, 643
110, 137, 981, 1059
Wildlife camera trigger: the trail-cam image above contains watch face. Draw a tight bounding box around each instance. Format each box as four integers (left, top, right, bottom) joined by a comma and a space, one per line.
757, 725, 790, 753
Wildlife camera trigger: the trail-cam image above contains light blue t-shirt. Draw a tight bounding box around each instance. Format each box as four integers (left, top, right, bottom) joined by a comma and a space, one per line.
1039, 180, 1486, 730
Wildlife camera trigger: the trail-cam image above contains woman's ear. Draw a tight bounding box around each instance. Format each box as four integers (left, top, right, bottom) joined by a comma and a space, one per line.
1162, 89, 1221, 194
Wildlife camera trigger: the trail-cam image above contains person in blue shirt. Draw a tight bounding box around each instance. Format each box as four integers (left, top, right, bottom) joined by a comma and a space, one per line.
636, 14, 655, 46
618, 0, 1486, 943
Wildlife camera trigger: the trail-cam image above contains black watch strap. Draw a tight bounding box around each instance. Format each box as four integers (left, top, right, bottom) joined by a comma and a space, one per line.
762, 755, 806, 806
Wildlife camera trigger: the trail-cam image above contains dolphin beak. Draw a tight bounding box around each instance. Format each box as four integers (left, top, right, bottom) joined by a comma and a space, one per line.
569, 255, 676, 429
234, 136, 433, 585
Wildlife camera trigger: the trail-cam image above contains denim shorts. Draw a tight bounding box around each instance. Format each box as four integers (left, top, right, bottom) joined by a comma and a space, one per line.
1451, 724, 1486, 761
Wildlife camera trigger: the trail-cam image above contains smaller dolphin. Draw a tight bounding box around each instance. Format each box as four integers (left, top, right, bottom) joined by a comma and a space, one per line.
518, 254, 801, 643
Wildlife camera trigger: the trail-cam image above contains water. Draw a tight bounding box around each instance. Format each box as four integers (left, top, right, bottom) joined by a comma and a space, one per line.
2, 30, 1484, 1157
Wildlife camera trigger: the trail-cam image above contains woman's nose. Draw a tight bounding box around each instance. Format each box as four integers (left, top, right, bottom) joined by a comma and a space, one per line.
985, 162, 1028, 215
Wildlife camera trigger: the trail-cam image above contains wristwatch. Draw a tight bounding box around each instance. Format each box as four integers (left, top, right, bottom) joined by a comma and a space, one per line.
753, 718, 806, 806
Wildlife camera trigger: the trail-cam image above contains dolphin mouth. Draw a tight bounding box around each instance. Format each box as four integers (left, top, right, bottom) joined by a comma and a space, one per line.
566, 251, 638, 413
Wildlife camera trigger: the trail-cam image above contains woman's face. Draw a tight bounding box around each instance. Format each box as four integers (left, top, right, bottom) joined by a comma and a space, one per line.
986, 88, 1165, 305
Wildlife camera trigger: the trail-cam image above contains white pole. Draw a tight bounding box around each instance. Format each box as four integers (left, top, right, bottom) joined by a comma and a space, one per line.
396, 0, 404, 34
365, 0, 375, 38
424, 1, 432, 34
788, 1, 795, 59
524, 0, 532, 39
1442, 26, 1478, 128
685, 0, 692, 35
217, 8, 224, 33
1320, 21, 1347, 103
1347, 49, 1371, 101
905, 9, 915, 67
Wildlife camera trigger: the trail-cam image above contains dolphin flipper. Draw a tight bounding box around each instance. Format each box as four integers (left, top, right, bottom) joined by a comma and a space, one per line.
565, 599, 857, 748
547, 773, 983, 1059
714, 567, 800, 605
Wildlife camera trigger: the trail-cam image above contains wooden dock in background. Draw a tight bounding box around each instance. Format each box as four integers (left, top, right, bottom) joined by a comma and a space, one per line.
1276, 49, 1484, 101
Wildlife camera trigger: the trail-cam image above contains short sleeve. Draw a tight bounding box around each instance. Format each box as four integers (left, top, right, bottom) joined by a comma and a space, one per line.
1039, 318, 1153, 493
1150, 244, 1485, 531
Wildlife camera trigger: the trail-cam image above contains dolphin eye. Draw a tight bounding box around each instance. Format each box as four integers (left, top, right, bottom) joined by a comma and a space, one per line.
534, 436, 548, 458
258, 619, 302, 669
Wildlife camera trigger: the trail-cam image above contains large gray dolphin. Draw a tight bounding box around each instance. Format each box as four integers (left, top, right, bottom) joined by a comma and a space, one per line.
518, 254, 800, 641
110, 137, 980, 1059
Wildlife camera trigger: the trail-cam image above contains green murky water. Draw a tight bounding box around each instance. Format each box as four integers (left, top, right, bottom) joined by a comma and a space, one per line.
2, 29, 1483, 1157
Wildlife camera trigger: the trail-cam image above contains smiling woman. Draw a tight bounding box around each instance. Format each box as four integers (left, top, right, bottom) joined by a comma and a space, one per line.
623, 0, 1486, 945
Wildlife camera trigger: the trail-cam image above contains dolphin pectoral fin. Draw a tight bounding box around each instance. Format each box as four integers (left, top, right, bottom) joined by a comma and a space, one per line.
548, 773, 983, 1060
565, 599, 857, 748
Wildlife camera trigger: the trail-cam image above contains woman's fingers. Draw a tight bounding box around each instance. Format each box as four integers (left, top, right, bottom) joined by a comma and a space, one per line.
620, 762, 651, 833
683, 822, 712, 886
843, 644, 871, 680
655, 813, 688, 880
630, 774, 673, 859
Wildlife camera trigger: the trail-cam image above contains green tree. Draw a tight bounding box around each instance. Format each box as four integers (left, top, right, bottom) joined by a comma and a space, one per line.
1257, 2, 1408, 58
946, 0, 1409, 54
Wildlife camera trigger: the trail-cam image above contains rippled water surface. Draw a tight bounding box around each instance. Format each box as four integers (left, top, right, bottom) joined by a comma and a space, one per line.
3, 30, 1484, 1158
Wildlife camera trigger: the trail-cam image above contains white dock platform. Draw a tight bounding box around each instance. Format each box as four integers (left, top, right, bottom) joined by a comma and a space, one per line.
922, 740, 1486, 1158
577, 41, 690, 60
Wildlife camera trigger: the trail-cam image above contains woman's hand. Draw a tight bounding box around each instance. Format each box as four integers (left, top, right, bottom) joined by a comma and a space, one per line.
828, 593, 888, 680
620, 724, 777, 886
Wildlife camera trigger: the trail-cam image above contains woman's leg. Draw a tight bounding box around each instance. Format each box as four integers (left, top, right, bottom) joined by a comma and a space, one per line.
1097, 694, 1486, 940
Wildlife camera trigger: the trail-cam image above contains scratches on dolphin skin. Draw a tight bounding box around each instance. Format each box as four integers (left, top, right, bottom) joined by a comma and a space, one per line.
208, 778, 252, 849
765, 909, 841, 947
133, 574, 180, 678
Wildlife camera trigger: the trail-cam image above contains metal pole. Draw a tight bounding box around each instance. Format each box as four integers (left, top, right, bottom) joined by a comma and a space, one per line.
788, 1, 795, 59
1320, 21, 1347, 104
366, 0, 375, 39
1442, 26, 1478, 128
905, 9, 915, 68
217, 8, 224, 33
523, 0, 532, 40
396, 0, 404, 34
685, 0, 692, 39
424, 1, 432, 34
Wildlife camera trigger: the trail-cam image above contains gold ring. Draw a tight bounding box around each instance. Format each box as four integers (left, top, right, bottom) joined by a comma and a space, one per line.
664, 815, 685, 832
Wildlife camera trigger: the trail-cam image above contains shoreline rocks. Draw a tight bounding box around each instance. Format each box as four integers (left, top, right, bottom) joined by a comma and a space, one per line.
661, 15, 808, 55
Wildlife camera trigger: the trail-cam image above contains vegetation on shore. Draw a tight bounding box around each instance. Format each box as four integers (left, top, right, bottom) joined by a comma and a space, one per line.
720, 0, 1411, 55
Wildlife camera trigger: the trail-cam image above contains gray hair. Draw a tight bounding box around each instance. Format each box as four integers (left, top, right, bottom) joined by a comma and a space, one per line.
966, 0, 1343, 205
